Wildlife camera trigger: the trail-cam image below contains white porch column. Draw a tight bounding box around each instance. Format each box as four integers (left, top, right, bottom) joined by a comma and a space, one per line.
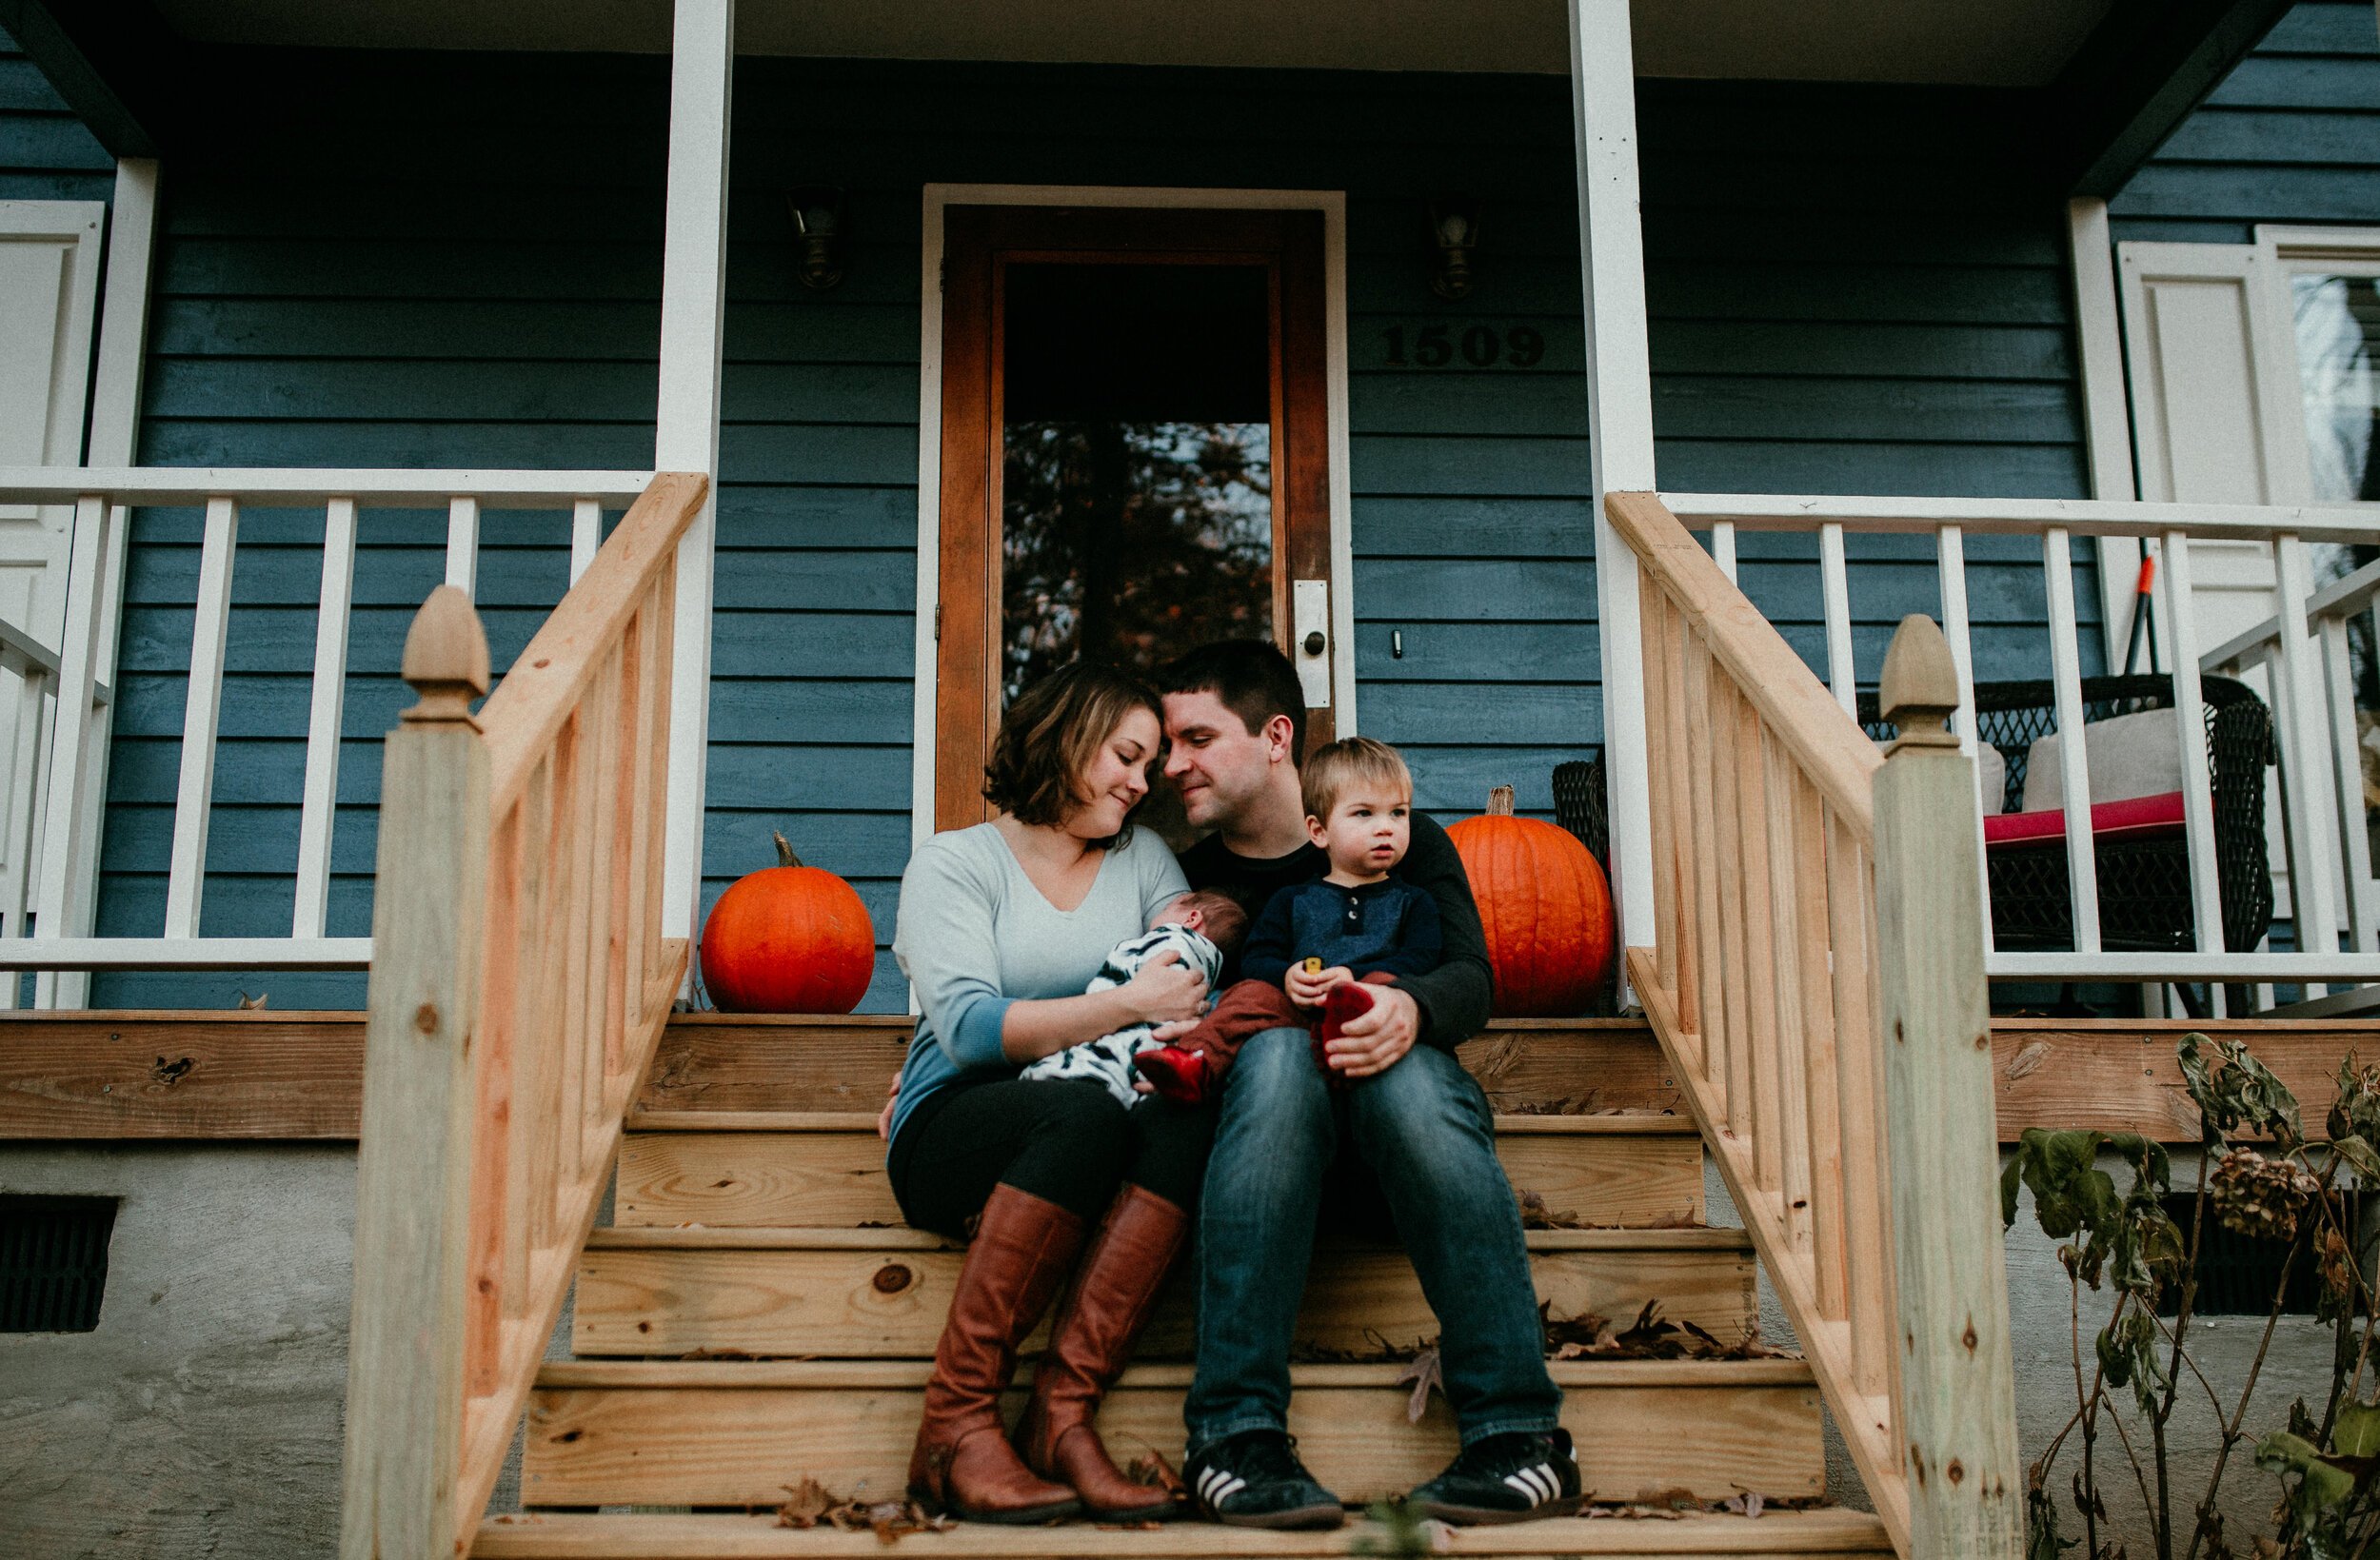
39, 156, 160, 1009
1567, 0, 1657, 976
656, 0, 733, 952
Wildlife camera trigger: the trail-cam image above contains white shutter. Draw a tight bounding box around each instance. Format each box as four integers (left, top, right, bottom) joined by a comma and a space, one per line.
2117, 240, 2313, 653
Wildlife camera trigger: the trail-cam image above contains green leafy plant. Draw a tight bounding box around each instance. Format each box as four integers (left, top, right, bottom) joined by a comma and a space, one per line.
2008, 1040, 2380, 1560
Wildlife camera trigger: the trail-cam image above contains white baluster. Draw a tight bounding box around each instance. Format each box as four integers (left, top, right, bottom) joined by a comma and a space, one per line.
294, 499, 359, 938
446, 496, 481, 597
570, 499, 601, 585
1820, 521, 1855, 716
2272, 534, 2341, 989
2154, 533, 2228, 1017
2042, 526, 2101, 953
164, 496, 238, 939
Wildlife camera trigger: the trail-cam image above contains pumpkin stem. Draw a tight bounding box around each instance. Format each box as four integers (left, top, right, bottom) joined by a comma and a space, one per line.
772, 831, 803, 870
1488, 785, 1516, 817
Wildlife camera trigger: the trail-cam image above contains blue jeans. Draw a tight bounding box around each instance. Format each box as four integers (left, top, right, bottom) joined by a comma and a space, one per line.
1184, 1026, 1562, 1452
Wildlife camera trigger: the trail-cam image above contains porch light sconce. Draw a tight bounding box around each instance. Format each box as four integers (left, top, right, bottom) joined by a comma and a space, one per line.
1429, 195, 1480, 301
787, 186, 847, 291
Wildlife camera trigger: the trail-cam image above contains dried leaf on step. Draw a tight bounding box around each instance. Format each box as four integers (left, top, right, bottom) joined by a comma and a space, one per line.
1516, 1189, 1589, 1230
776, 1479, 835, 1528
1125, 1450, 1186, 1498
236, 990, 268, 1009
1395, 1347, 1444, 1423
1723, 1491, 1766, 1518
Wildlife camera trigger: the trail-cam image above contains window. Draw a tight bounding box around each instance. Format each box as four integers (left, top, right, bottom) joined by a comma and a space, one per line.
2289, 269, 2380, 504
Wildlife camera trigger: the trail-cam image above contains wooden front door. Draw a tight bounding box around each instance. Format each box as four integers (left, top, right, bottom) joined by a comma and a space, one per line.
933, 205, 1339, 831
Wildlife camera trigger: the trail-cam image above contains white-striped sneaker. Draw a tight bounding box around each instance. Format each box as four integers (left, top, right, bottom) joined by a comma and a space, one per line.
1406, 1428, 1583, 1525
1181, 1431, 1345, 1530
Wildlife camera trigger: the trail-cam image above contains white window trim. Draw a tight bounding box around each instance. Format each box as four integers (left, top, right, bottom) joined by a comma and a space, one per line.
908, 183, 1358, 851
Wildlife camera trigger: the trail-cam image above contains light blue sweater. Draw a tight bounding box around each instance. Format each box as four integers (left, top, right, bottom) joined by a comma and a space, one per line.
887, 822, 1188, 1148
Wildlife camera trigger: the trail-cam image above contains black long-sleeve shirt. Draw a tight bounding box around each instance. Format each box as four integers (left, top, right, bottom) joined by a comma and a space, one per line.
1177, 811, 1493, 1052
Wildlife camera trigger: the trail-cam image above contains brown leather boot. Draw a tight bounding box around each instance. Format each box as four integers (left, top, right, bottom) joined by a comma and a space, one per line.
906, 1185, 1086, 1523
1017, 1184, 1192, 1520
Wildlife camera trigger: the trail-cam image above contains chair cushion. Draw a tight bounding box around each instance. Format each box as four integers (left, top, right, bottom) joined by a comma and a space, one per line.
1981, 790, 2188, 849
2020, 705, 2184, 812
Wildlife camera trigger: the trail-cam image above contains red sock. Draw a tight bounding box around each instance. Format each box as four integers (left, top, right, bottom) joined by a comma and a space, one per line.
1311, 981, 1378, 1090
1133, 1044, 1211, 1105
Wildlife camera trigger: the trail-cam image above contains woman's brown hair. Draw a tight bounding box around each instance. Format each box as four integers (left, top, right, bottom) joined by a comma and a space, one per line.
982, 663, 1163, 835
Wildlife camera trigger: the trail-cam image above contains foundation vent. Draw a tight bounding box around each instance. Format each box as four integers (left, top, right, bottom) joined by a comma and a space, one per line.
1, 1195, 118, 1332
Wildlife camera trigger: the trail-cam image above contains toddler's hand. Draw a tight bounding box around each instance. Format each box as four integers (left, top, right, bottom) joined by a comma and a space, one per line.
1285, 960, 1350, 1007
1122, 948, 1209, 1025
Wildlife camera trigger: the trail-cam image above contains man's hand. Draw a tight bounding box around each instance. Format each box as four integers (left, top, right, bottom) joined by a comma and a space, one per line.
876, 1066, 902, 1140
1324, 983, 1419, 1078
1285, 961, 1350, 1007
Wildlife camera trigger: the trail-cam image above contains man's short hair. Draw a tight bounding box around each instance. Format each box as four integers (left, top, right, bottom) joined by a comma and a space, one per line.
1158, 640, 1306, 758
1300, 737, 1413, 822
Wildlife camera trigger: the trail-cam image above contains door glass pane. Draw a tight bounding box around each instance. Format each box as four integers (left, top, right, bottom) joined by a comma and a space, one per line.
2291, 272, 2380, 503
1002, 263, 1273, 703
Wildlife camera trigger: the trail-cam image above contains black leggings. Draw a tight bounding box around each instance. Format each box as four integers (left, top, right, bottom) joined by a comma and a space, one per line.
887, 1077, 1216, 1238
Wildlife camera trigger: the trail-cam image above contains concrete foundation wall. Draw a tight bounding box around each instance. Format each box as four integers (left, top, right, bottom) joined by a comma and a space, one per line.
0, 1147, 354, 1560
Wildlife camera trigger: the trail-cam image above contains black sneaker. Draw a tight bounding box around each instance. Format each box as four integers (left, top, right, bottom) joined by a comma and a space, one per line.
1406, 1428, 1583, 1525
1181, 1430, 1345, 1530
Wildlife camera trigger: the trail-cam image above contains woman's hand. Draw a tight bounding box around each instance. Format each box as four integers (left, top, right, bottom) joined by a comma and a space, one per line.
1120, 948, 1209, 1025
1285, 961, 1351, 1007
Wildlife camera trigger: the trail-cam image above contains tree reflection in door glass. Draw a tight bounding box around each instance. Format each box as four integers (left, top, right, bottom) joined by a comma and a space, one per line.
1002, 420, 1272, 701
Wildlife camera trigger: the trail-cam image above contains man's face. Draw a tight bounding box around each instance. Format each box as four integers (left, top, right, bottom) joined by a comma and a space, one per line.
1162, 689, 1283, 830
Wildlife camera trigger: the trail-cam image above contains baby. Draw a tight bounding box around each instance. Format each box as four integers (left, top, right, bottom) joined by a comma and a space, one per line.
1135, 737, 1442, 1103
1017, 888, 1249, 1108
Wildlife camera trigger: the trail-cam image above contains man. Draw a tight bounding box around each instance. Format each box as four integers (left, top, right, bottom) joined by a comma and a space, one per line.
1160, 641, 1577, 1530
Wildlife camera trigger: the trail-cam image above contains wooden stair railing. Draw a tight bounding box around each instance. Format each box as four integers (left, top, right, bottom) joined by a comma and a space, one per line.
1608, 491, 2024, 1560
336, 471, 707, 1559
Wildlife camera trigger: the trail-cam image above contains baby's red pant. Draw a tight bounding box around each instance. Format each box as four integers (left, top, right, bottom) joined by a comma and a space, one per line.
1175, 970, 1398, 1084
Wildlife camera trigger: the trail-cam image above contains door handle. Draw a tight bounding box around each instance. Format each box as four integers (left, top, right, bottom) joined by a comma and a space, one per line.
1292, 581, 1330, 708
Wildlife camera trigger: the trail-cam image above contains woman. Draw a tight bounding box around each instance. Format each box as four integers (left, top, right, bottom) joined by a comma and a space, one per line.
886, 663, 1216, 1525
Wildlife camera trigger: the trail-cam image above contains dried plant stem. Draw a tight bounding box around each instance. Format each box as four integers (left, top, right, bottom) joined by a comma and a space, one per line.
2182, 1166, 2330, 1560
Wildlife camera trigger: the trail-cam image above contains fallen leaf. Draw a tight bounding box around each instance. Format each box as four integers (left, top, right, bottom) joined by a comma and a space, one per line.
1395, 1347, 1444, 1423
776, 1478, 834, 1528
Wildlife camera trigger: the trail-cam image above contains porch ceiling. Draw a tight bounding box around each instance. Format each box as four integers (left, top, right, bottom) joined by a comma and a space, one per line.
149, 0, 2117, 87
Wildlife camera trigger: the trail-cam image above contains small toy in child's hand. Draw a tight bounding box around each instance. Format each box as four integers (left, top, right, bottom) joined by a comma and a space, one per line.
1302, 957, 1322, 974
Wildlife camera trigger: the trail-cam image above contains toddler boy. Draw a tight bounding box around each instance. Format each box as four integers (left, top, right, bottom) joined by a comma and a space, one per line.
1136, 737, 1442, 1103
1017, 888, 1248, 1108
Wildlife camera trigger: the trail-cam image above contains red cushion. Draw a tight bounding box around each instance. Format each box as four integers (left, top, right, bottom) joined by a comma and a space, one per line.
1982, 790, 2188, 849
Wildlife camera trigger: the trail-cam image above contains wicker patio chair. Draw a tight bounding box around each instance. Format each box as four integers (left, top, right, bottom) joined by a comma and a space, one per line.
1855, 673, 2275, 956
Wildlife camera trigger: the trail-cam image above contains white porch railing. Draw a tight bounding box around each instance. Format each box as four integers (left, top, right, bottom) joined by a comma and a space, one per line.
0, 467, 650, 1001
1664, 492, 2380, 1007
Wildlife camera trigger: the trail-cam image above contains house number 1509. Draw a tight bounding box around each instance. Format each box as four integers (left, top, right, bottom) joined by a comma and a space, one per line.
1381, 325, 1545, 367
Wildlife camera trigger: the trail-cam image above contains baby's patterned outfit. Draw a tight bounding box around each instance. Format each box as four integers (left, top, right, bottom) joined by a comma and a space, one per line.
1017, 922, 1225, 1107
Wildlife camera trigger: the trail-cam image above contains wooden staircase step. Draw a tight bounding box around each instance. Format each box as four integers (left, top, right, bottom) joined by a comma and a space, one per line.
637, 1016, 1682, 1117
614, 1113, 1703, 1232
520, 1360, 1823, 1510
573, 1227, 1758, 1359
477, 1507, 1895, 1557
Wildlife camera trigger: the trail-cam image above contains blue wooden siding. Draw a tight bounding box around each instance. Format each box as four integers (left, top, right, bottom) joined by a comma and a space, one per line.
37, 46, 2105, 1010
2110, 1, 2380, 245
0, 24, 112, 205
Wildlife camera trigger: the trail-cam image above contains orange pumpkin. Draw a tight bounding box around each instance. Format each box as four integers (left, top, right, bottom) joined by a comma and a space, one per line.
700, 833, 876, 1014
1446, 785, 1614, 1016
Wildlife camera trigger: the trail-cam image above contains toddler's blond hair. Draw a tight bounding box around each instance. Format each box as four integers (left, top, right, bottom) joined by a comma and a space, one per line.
1300, 737, 1413, 821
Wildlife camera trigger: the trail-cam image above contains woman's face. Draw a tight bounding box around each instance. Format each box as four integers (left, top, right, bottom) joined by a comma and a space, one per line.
1064, 706, 1160, 841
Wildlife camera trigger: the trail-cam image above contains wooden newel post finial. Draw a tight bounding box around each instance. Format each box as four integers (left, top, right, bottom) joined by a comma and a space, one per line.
400, 584, 490, 727
1880, 613, 1960, 753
